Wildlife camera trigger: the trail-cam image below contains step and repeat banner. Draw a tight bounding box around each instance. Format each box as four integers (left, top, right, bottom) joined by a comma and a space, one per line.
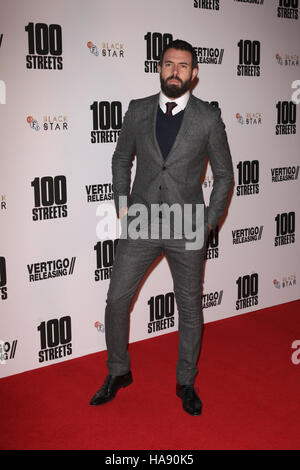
0, 0, 299, 377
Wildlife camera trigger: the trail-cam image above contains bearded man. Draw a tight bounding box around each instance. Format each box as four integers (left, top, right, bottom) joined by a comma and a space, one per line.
90, 39, 234, 416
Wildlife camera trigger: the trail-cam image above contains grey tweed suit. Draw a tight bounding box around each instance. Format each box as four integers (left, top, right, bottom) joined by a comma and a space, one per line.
104, 92, 234, 385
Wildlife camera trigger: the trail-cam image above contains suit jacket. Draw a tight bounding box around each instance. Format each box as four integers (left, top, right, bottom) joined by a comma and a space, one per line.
112, 92, 234, 236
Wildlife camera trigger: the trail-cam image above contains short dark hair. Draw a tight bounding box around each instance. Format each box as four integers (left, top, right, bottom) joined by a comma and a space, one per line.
159, 39, 198, 70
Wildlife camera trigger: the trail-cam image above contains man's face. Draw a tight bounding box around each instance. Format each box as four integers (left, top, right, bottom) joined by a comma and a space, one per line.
158, 48, 198, 99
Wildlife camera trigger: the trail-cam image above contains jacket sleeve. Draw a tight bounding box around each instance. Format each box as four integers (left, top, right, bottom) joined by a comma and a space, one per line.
206, 108, 234, 230
112, 100, 136, 216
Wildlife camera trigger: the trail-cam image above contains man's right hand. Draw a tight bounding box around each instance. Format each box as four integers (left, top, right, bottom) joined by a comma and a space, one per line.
119, 207, 128, 219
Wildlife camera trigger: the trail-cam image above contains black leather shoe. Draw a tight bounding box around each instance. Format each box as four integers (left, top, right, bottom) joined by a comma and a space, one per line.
90, 371, 133, 406
176, 384, 202, 416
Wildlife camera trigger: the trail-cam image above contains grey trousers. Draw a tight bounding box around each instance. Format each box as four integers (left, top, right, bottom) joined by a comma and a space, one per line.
104, 230, 208, 385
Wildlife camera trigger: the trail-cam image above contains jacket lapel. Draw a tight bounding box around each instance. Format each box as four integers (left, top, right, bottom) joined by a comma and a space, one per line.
164, 94, 196, 162
148, 93, 164, 162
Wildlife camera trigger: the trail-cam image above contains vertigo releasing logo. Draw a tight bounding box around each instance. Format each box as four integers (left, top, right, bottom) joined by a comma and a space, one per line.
86, 182, 114, 203
194, 46, 224, 65
271, 165, 299, 182
232, 225, 263, 245
0, 340, 17, 364
31, 175, 68, 221
237, 40, 260, 77
274, 211, 295, 246
202, 290, 223, 310
27, 257, 76, 282
25, 22, 63, 70
0, 256, 7, 300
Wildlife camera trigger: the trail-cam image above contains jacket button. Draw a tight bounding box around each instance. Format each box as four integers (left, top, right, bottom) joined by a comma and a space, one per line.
162, 166, 166, 170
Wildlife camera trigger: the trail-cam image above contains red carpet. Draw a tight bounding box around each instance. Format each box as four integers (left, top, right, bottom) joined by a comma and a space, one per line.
1, 300, 300, 450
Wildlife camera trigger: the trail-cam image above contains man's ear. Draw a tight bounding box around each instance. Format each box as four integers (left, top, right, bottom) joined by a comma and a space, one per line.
158, 64, 161, 74
192, 67, 198, 81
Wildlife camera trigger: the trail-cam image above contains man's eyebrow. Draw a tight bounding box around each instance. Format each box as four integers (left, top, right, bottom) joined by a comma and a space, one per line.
164, 60, 189, 65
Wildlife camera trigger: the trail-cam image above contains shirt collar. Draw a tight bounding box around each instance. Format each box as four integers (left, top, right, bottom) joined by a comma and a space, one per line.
159, 90, 190, 115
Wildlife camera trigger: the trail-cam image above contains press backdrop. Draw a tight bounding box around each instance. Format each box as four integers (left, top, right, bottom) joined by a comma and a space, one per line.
0, 0, 299, 377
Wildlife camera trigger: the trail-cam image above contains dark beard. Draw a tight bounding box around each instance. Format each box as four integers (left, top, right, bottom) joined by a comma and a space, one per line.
160, 74, 192, 99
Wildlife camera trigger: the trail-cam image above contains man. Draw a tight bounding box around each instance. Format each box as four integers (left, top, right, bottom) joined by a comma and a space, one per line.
90, 39, 234, 416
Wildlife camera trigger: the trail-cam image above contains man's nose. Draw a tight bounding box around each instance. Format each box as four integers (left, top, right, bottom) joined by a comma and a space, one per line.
173, 64, 179, 75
